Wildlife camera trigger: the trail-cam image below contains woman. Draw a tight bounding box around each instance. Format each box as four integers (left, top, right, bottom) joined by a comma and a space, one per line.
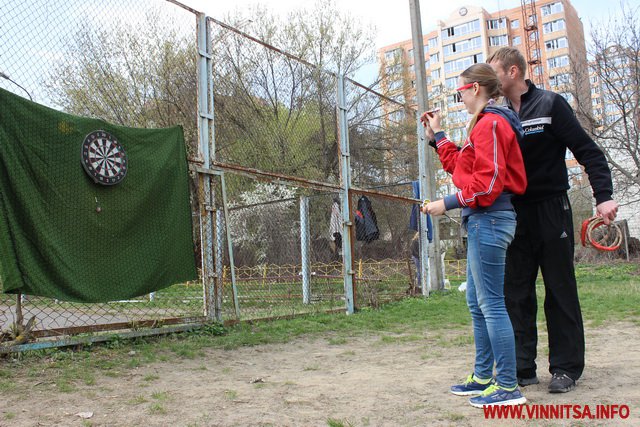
421, 63, 527, 408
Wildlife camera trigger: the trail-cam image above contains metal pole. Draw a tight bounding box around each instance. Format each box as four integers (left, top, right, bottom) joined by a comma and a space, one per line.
196, 13, 218, 318
215, 210, 225, 321
220, 173, 240, 319
336, 74, 355, 314
300, 196, 311, 304
409, 0, 444, 292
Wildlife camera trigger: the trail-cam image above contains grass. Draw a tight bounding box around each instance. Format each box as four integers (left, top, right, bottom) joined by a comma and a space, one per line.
0, 262, 637, 397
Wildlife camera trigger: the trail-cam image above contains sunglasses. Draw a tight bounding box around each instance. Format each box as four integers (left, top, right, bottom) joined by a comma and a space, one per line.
454, 82, 475, 103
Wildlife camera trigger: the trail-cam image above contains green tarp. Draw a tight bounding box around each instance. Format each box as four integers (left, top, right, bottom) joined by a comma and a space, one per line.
0, 88, 197, 302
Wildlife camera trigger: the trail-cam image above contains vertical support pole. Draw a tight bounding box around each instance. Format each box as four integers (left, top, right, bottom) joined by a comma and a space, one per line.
196, 13, 218, 319
409, 0, 444, 294
336, 74, 355, 314
221, 173, 240, 319
300, 196, 311, 304
215, 210, 224, 322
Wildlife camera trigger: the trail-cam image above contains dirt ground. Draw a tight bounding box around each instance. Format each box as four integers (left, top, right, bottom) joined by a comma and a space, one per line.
2, 322, 639, 427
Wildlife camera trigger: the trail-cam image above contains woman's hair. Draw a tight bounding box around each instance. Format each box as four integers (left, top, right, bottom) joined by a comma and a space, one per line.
459, 63, 502, 132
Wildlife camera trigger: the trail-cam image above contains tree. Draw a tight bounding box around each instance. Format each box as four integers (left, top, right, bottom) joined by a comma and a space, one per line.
47, 8, 199, 157
46, 1, 415, 264
570, 3, 640, 207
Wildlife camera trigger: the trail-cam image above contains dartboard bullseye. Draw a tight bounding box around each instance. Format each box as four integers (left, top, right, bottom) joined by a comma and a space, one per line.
81, 130, 128, 185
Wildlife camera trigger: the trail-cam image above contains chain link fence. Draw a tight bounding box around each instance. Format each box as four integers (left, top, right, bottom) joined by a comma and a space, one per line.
0, 0, 207, 345
0, 1, 448, 351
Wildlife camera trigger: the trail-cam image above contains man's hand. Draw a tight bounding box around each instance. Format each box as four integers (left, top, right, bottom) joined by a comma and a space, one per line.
596, 199, 619, 225
421, 199, 446, 216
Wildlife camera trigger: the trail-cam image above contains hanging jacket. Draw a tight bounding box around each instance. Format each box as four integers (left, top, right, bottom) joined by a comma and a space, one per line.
354, 195, 379, 243
409, 180, 433, 242
329, 201, 342, 240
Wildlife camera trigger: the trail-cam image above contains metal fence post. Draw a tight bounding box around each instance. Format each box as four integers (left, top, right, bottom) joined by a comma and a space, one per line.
196, 12, 218, 319
300, 195, 311, 304
220, 173, 240, 319
336, 74, 355, 314
215, 209, 224, 321
409, 0, 444, 294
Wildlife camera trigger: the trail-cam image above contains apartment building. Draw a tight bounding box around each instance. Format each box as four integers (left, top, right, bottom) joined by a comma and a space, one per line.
589, 48, 640, 238
378, 0, 616, 241
379, 0, 590, 143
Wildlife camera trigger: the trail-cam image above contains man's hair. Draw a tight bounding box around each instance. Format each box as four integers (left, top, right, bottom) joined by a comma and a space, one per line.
486, 47, 528, 78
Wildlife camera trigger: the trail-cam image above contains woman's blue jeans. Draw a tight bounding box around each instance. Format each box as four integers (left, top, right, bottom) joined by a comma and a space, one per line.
465, 210, 517, 388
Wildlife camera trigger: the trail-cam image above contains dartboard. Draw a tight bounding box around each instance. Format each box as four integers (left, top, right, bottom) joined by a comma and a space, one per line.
81, 130, 128, 185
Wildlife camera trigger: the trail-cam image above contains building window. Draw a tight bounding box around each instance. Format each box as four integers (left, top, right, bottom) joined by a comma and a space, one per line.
605, 103, 619, 114
489, 35, 509, 47
450, 127, 467, 142
543, 19, 566, 34
541, 2, 564, 17
547, 55, 569, 69
384, 48, 401, 61
549, 73, 570, 87
428, 38, 438, 50
424, 44, 429, 56
444, 53, 484, 74
511, 19, 520, 29
559, 92, 573, 102
388, 79, 403, 91
445, 76, 458, 89
529, 31, 539, 41
408, 48, 414, 59
443, 36, 482, 56
449, 110, 469, 124
441, 19, 480, 40
533, 65, 543, 76
389, 110, 405, 123
545, 37, 568, 51
431, 68, 441, 80
512, 36, 521, 46
487, 18, 507, 30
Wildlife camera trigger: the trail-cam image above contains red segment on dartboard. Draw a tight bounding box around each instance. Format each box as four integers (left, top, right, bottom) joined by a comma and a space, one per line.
81, 130, 128, 185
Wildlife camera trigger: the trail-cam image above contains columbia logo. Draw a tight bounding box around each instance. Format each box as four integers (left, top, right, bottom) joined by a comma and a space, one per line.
560, 231, 568, 238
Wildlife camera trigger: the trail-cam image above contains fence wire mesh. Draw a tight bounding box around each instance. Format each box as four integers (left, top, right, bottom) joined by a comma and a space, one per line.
210, 19, 340, 184
213, 175, 345, 320
0, 0, 204, 338
346, 78, 419, 193
0, 1, 451, 349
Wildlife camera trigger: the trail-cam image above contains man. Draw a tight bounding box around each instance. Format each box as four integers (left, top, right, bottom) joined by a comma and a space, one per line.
487, 47, 618, 393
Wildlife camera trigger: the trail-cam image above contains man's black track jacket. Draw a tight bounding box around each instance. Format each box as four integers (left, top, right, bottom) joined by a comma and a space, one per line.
505, 81, 613, 205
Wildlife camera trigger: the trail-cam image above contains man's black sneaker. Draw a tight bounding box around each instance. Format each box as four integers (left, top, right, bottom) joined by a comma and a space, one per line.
548, 373, 576, 393
518, 376, 540, 387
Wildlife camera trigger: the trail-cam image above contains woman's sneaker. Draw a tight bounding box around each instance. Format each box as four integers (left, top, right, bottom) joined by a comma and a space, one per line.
450, 374, 494, 396
468, 384, 527, 408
